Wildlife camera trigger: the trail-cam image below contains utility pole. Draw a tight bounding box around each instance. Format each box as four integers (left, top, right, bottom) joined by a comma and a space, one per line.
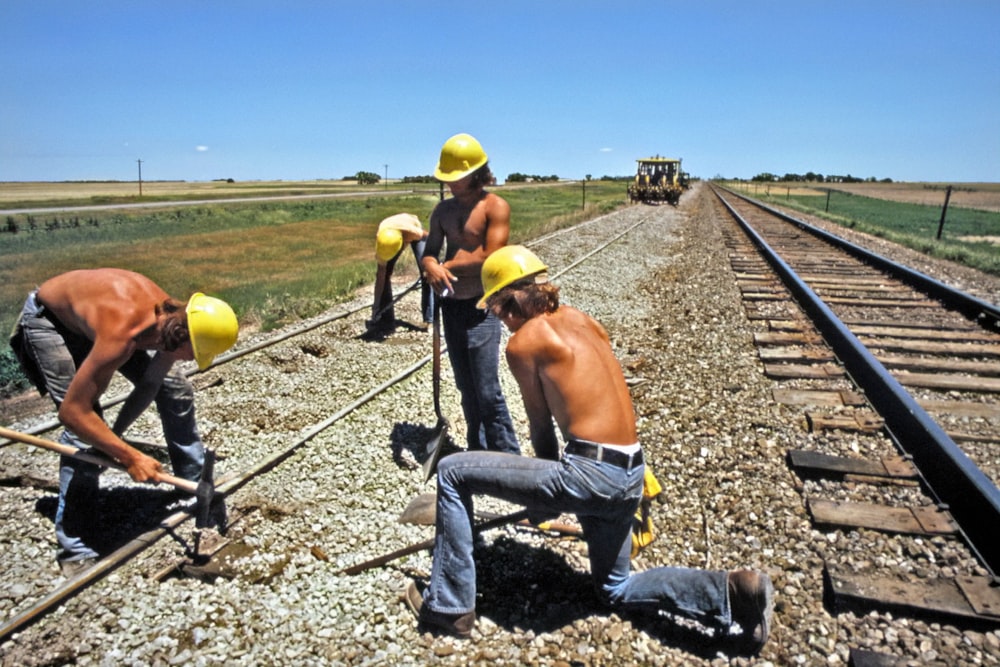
137, 159, 143, 197
384, 164, 388, 190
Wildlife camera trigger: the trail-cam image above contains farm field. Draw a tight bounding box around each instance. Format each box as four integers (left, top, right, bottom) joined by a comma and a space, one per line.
731, 181, 1000, 213
724, 180, 1000, 276
0, 180, 627, 397
0, 179, 389, 209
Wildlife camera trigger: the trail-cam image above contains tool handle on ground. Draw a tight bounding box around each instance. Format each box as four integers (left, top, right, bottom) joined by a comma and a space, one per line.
0, 425, 197, 494
340, 508, 532, 576
432, 298, 443, 419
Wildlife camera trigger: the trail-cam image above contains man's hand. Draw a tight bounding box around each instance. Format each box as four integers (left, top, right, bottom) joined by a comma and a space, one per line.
124, 452, 164, 484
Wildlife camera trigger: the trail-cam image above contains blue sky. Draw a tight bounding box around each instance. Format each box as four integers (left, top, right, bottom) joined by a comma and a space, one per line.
2, 1, 998, 183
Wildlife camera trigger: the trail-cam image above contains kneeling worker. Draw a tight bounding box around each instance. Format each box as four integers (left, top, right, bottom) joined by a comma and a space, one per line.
404, 246, 774, 655
9, 268, 239, 576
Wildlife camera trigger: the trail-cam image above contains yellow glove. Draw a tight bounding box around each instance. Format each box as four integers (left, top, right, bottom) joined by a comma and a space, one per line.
631, 467, 663, 558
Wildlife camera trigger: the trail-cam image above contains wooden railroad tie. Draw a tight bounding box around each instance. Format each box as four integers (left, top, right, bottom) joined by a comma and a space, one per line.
807, 499, 957, 536
826, 566, 1000, 629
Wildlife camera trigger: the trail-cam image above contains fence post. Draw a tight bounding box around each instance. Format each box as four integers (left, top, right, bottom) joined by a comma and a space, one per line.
936, 186, 953, 240
825, 190, 831, 212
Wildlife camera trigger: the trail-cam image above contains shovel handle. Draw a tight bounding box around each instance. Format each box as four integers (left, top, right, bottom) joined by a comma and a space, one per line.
339, 508, 532, 576
0, 425, 196, 494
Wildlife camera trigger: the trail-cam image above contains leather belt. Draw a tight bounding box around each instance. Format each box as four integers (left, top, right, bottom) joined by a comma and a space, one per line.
564, 440, 643, 470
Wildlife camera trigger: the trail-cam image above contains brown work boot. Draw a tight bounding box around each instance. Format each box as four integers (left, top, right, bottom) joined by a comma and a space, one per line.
403, 580, 475, 639
728, 569, 774, 655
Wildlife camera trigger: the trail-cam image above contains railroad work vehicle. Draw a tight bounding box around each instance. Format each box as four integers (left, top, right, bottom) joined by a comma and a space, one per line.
627, 156, 686, 205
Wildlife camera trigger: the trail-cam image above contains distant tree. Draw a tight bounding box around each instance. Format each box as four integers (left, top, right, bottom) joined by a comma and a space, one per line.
355, 171, 380, 185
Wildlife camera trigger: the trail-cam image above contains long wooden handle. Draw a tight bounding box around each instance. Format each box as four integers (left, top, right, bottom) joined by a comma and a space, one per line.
339, 509, 531, 576
432, 298, 443, 420
0, 425, 196, 494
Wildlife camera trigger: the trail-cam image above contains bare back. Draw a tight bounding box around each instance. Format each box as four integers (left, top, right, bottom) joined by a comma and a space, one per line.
37, 268, 168, 346
505, 305, 638, 448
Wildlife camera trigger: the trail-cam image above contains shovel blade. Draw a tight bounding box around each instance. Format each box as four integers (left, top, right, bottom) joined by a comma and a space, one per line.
398, 492, 437, 525
421, 418, 449, 482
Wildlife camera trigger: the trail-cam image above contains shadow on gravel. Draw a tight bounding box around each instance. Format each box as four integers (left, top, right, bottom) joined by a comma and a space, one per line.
390, 421, 460, 471
469, 536, 729, 660
34, 486, 195, 557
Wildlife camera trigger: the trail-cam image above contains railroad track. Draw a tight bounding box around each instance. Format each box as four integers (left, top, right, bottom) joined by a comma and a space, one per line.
712, 184, 1000, 634
2, 186, 999, 664
0, 206, 659, 643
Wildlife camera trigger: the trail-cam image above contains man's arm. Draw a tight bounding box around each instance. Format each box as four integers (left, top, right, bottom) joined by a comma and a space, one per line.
507, 344, 559, 460
111, 351, 173, 437
481, 194, 511, 254
59, 339, 164, 482
421, 208, 456, 294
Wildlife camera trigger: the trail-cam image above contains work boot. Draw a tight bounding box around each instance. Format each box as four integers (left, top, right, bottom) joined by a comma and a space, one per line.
728, 569, 774, 655
403, 580, 475, 639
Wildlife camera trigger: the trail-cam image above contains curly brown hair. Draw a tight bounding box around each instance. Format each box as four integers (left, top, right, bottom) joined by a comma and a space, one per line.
469, 163, 496, 188
488, 278, 559, 320
157, 298, 190, 352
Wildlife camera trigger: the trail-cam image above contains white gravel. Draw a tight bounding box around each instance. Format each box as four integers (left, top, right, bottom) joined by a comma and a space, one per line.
2, 182, 999, 666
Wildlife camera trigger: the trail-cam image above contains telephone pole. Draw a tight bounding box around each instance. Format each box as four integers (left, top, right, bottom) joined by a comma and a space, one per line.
137, 159, 143, 196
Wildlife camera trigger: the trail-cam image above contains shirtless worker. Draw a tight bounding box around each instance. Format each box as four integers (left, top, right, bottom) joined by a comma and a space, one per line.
405, 246, 774, 656
420, 133, 519, 454
9, 269, 239, 576
369, 212, 431, 332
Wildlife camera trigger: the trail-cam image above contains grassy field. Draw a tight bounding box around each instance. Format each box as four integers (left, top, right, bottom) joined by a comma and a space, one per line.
0, 180, 627, 395
723, 181, 1000, 275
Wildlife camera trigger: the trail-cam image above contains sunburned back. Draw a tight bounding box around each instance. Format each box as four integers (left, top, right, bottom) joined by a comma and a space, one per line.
511, 306, 638, 446
36, 268, 166, 343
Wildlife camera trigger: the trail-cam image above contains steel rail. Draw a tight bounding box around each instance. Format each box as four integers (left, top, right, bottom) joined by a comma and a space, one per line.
721, 186, 1000, 330
713, 186, 1000, 575
0, 209, 652, 641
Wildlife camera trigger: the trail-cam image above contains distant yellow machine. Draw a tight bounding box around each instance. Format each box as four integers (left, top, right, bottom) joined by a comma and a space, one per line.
628, 156, 688, 205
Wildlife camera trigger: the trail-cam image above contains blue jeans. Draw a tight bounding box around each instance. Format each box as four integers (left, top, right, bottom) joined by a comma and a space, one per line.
13, 291, 205, 563
423, 450, 733, 629
439, 298, 519, 454
375, 240, 433, 326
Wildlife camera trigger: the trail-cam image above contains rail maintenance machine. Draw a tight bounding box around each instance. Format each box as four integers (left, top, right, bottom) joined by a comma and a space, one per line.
627, 156, 687, 205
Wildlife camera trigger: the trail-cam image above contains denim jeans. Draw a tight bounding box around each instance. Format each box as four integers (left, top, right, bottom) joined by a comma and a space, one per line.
423, 450, 733, 630
14, 291, 205, 563
439, 298, 519, 454
375, 240, 433, 326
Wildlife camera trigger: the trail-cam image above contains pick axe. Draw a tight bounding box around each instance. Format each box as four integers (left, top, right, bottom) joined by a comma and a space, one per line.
0, 425, 215, 515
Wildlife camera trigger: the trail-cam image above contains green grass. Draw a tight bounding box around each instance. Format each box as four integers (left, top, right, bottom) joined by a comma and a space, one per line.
0, 181, 627, 396
742, 188, 1000, 276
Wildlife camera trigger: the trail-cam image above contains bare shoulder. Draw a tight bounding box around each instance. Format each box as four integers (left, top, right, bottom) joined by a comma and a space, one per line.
483, 191, 510, 214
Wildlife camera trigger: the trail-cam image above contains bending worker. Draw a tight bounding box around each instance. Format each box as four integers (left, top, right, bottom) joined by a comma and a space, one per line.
405, 246, 774, 656
9, 268, 239, 576
369, 212, 432, 332
420, 133, 519, 454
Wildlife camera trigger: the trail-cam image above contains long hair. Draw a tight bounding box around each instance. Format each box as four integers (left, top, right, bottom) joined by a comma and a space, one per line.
157, 298, 190, 352
469, 163, 495, 189
490, 278, 559, 320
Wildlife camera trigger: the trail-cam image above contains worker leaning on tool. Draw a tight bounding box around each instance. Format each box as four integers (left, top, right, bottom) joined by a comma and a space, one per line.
368, 212, 432, 332
404, 246, 775, 657
8, 268, 238, 576
420, 132, 520, 454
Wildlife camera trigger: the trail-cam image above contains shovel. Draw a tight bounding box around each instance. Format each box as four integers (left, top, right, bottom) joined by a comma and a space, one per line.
420, 298, 449, 482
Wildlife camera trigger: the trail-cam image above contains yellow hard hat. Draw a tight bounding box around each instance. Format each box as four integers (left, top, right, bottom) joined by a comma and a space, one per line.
434, 133, 488, 182
186, 293, 239, 370
478, 245, 548, 309
375, 227, 404, 263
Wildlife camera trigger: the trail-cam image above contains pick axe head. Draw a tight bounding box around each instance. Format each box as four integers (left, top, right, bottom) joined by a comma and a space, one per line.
195, 449, 216, 529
